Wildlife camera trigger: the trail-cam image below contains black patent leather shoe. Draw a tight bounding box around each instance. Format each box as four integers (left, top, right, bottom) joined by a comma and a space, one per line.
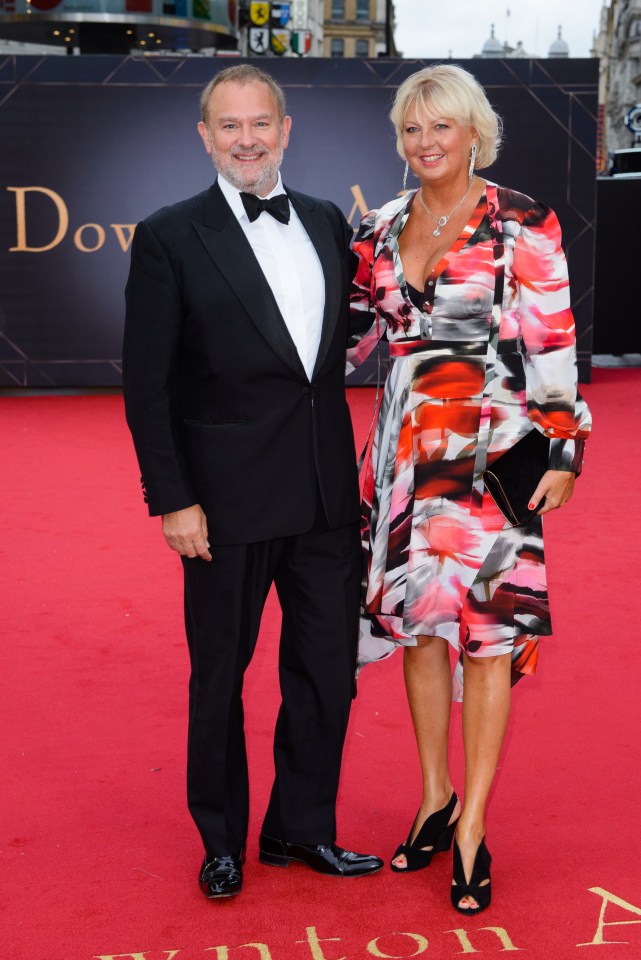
199, 851, 244, 899
258, 833, 383, 877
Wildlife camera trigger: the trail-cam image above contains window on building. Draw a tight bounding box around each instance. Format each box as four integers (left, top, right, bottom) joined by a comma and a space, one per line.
331, 0, 345, 19
331, 38, 345, 58
356, 0, 369, 21
355, 39, 369, 57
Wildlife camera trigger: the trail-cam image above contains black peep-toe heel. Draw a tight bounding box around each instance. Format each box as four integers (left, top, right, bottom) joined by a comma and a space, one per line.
390, 791, 459, 872
451, 837, 492, 914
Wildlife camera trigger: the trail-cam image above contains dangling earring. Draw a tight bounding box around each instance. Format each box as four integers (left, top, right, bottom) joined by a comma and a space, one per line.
468, 143, 477, 181
402, 161, 409, 192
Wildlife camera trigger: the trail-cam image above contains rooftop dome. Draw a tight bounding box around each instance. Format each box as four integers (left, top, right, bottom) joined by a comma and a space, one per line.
511, 40, 529, 58
549, 26, 570, 58
482, 24, 504, 58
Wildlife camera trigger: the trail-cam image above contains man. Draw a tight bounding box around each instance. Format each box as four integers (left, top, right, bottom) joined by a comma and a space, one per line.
123, 65, 382, 900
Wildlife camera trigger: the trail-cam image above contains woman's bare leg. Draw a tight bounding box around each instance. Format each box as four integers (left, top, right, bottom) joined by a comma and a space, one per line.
454, 650, 512, 908
392, 635, 460, 868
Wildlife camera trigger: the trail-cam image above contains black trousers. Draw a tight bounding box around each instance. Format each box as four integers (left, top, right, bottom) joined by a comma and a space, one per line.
181, 517, 361, 857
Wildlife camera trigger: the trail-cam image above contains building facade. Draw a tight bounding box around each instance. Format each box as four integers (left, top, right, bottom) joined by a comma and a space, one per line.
295, 0, 324, 56
0, 0, 326, 56
0, 0, 239, 54
239, 0, 325, 57
323, 0, 397, 58
593, 0, 641, 165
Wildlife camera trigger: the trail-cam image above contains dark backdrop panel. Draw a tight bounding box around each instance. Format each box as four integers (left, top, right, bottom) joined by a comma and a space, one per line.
0, 55, 597, 387
593, 178, 641, 355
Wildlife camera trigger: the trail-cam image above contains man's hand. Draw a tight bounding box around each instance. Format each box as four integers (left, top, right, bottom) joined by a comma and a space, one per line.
529, 470, 576, 517
162, 504, 212, 560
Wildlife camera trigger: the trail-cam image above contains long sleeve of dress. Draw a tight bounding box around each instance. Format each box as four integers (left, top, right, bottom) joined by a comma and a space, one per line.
346, 209, 384, 375
503, 201, 592, 473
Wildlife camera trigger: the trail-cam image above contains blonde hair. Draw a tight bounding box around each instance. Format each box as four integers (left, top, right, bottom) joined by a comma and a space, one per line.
389, 64, 502, 170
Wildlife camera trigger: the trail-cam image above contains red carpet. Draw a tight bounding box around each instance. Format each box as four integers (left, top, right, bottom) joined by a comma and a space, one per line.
2, 370, 641, 960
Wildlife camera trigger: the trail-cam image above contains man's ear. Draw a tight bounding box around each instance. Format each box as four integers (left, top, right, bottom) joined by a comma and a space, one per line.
281, 115, 292, 150
197, 121, 212, 155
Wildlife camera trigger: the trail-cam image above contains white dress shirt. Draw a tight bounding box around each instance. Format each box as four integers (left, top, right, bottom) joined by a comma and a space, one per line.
218, 173, 326, 381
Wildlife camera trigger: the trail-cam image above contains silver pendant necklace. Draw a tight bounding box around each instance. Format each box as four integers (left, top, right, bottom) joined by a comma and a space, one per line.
417, 177, 475, 237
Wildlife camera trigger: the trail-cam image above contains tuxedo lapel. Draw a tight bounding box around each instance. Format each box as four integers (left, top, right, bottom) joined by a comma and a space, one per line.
192, 182, 307, 379
287, 189, 343, 380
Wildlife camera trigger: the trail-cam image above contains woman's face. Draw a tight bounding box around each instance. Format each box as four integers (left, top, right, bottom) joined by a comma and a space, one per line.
402, 103, 478, 188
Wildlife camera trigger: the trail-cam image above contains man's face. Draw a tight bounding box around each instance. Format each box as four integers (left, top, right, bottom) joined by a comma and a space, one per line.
198, 80, 291, 197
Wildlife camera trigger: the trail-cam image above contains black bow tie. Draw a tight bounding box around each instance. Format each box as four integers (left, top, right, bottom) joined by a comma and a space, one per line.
240, 191, 290, 225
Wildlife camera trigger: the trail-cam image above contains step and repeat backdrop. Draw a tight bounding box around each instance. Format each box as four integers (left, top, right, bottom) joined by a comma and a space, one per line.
0, 55, 597, 386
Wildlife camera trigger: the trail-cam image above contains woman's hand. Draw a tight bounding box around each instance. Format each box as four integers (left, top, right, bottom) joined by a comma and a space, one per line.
529, 470, 576, 516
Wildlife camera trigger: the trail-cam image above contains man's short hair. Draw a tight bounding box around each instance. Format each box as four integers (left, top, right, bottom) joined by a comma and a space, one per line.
200, 65, 287, 125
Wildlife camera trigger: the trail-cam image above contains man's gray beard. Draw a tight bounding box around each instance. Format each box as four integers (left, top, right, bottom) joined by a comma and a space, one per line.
210, 143, 284, 196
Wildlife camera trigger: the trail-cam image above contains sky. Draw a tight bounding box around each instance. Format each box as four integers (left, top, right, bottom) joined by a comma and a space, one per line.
393, 0, 606, 60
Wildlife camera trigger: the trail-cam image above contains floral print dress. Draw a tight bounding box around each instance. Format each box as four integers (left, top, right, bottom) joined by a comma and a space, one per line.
347, 183, 591, 700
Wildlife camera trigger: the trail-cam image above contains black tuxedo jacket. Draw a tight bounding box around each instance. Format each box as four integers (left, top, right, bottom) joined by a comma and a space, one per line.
123, 180, 362, 545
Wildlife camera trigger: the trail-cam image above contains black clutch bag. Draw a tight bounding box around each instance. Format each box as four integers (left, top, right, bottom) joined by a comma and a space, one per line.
482, 428, 550, 526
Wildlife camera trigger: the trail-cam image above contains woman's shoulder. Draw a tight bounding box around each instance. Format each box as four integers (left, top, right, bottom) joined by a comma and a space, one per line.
486, 183, 563, 254
487, 181, 552, 228
364, 192, 411, 225
379, 192, 412, 217
355, 192, 411, 241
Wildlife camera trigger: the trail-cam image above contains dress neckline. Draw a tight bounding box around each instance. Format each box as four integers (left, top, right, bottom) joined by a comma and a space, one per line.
398, 190, 488, 313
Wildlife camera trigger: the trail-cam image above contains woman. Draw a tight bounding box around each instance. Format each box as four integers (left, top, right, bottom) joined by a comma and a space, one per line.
347, 64, 591, 914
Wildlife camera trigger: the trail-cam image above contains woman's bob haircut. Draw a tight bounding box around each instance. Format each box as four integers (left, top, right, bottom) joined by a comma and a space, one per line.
390, 64, 503, 170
